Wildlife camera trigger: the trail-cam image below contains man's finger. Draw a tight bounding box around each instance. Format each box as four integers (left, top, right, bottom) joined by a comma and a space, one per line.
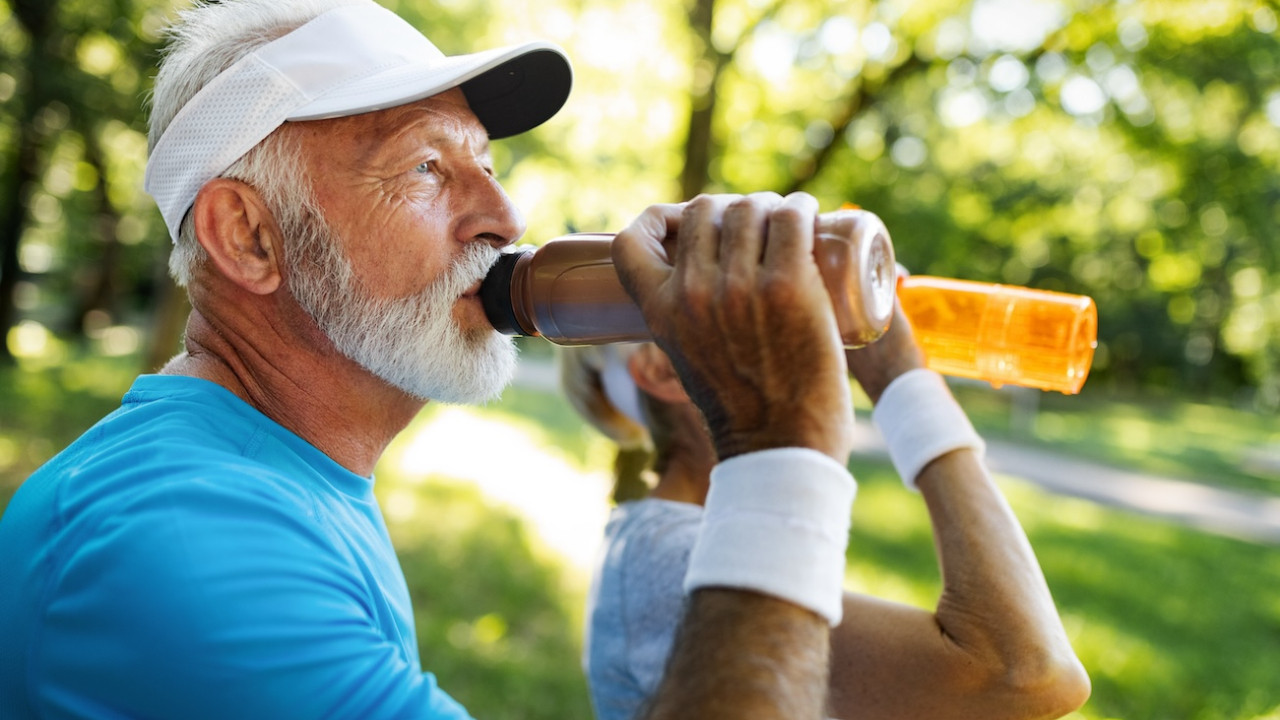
763, 192, 821, 270
676, 194, 740, 275
613, 203, 682, 305
720, 192, 784, 279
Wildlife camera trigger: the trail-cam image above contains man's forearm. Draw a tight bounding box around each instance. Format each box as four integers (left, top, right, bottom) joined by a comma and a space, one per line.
921, 451, 1068, 653
919, 449, 1090, 713
640, 589, 830, 720
821, 451, 1089, 720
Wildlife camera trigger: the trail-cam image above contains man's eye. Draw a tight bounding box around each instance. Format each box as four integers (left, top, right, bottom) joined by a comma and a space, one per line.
414, 160, 438, 174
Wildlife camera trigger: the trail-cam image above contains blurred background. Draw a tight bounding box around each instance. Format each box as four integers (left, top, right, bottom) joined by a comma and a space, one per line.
1, 0, 1277, 718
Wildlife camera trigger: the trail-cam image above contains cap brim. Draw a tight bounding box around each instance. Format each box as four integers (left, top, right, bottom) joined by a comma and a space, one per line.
287, 41, 572, 139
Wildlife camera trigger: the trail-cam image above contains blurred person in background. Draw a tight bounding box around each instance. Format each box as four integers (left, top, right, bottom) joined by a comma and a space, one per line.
563, 301, 1091, 720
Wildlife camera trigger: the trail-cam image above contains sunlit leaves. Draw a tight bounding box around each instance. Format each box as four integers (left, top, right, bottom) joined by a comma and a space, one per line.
74, 32, 122, 76
0, 0, 1275, 400
714, 0, 1279, 400
969, 0, 1066, 54
1144, 0, 1254, 40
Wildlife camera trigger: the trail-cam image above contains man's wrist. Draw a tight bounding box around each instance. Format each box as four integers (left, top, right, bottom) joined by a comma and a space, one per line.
846, 352, 926, 404
871, 369, 985, 490
684, 447, 856, 625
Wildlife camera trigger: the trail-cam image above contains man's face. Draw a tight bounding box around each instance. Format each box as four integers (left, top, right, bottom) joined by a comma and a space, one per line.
279, 88, 525, 403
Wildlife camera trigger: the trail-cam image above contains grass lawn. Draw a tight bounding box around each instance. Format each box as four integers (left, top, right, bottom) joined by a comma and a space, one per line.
379, 479, 594, 718
3, 352, 1279, 719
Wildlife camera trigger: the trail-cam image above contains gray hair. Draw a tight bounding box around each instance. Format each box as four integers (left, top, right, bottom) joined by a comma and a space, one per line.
149, 0, 365, 286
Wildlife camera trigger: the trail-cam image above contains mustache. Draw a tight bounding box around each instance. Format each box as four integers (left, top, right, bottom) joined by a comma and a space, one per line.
437, 242, 502, 298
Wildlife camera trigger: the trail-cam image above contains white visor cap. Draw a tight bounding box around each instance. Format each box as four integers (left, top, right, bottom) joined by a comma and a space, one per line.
144, 2, 572, 242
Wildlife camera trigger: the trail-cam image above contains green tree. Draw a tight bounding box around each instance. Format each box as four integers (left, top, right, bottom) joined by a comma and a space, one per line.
0, 0, 174, 364
2, 0, 1277, 403
659, 0, 1280, 406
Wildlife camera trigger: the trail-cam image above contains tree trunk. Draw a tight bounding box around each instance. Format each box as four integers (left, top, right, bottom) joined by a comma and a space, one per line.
1, 0, 59, 363
69, 122, 123, 339
784, 54, 931, 196
679, 0, 723, 201
0, 121, 42, 365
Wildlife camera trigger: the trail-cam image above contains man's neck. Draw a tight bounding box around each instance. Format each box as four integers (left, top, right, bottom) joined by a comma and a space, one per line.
162, 309, 424, 477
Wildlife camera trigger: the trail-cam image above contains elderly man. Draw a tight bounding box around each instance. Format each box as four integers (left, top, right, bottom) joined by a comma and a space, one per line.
1, 1, 945, 719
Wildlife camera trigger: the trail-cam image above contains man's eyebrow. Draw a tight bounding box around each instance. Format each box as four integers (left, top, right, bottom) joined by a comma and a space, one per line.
380, 121, 492, 158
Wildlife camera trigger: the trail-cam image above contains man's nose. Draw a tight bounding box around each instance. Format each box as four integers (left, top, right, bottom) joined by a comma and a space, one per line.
461, 173, 526, 249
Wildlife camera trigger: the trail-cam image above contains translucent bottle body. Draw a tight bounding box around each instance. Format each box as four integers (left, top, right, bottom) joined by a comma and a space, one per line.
897, 276, 1097, 394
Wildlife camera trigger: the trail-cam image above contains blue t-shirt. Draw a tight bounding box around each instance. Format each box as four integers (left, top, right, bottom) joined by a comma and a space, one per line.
0, 375, 472, 719
583, 498, 702, 720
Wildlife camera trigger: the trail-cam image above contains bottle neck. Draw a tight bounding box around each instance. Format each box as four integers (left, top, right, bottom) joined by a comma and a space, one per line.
479, 249, 537, 336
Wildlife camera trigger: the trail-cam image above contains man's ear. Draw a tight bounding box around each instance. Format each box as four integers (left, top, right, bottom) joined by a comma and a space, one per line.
629, 344, 691, 405
191, 178, 283, 295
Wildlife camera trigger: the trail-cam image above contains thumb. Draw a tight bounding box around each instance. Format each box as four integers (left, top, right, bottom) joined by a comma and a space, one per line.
612, 203, 682, 308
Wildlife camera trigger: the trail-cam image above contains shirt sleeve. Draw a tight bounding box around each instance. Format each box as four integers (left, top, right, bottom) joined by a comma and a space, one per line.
31, 472, 473, 720
620, 507, 703, 692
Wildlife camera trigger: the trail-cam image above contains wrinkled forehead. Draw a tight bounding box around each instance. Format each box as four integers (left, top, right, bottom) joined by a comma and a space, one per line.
287, 89, 493, 170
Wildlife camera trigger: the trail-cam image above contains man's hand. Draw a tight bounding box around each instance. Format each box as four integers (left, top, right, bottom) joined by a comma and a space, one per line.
613, 192, 854, 464
614, 192, 855, 720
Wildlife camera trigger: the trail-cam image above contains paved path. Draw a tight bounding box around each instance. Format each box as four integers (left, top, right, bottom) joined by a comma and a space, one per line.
848, 418, 1280, 546
515, 358, 1280, 546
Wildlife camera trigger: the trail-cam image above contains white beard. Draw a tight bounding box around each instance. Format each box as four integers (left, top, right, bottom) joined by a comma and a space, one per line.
285, 207, 516, 405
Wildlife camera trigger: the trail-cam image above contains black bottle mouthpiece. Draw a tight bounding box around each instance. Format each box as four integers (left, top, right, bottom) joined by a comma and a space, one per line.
479, 249, 531, 336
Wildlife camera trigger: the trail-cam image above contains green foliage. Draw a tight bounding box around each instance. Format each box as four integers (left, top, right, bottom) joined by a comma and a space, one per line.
0, 349, 136, 506
535, 0, 1279, 406
779, 2, 1280, 405
0, 0, 175, 359
3, 0, 1279, 404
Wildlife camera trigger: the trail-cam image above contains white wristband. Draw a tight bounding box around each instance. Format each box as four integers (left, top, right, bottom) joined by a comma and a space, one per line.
871, 369, 985, 491
684, 447, 856, 626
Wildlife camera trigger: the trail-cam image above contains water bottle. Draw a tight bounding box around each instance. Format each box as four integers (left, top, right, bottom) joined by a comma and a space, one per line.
478, 209, 1098, 394
479, 208, 897, 348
